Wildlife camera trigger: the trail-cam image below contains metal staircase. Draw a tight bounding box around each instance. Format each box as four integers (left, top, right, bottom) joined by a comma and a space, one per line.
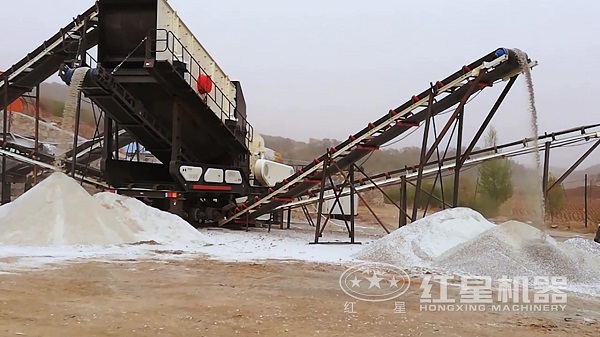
219, 48, 531, 226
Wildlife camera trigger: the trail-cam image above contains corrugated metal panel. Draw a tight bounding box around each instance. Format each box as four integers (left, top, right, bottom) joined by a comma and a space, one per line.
156, 0, 236, 119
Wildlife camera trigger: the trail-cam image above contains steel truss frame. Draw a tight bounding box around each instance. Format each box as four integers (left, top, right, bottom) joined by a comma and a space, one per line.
222, 48, 535, 227
282, 124, 600, 242
0, 5, 101, 203
1, 77, 114, 202
285, 74, 520, 243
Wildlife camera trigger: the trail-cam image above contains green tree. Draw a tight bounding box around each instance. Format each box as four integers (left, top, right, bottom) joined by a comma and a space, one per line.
476, 127, 514, 215
545, 175, 566, 221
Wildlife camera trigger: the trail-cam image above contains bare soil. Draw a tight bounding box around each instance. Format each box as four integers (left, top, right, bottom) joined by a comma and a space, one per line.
0, 258, 598, 337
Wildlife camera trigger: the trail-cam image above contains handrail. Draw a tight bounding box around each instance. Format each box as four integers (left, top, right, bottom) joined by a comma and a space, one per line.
147, 29, 254, 148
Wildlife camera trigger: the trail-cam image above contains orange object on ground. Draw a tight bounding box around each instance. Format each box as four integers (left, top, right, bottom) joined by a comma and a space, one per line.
7, 98, 23, 112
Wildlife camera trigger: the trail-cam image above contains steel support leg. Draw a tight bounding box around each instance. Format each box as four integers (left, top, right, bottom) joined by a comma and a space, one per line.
585, 174, 588, 228
349, 165, 355, 243
313, 151, 331, 244
453, 107, 464, 207
100, 116, 113, 177
279, 209, 284, 230
319, 162, 358, 238
1, 75, 9, 204
113, 122, 120, 160
319, 172, 351, 237
399, 175, 408, 227
34, 85, 40, 184
542, 141, 550, 205
413, 86, 435, 221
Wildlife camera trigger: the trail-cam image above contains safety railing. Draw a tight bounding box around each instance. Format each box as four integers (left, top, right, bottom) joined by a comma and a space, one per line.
147, 29, 253, 148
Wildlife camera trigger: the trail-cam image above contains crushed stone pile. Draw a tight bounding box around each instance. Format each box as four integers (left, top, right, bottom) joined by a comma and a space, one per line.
94, 192, 209, 245
353, 207, 496, 267
564, 237, 600, 255
0, 172, 136, 246
433, 221, 600, 293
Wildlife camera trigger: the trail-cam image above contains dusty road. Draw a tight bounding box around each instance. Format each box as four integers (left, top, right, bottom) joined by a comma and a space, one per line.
0, 258, 598, 337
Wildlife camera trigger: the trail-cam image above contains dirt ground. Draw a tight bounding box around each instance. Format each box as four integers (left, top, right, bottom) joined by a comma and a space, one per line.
0, 258, 598, 337
1, 197, 597, 336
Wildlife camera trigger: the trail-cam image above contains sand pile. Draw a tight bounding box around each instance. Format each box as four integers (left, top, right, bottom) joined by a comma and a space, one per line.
433, 221, 600, 290
354, 207, 496, 267
94, 192, 209, 245
0, 172, 136, 246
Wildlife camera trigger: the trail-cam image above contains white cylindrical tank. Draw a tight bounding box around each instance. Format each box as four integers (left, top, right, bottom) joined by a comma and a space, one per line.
253, 159, 295, 187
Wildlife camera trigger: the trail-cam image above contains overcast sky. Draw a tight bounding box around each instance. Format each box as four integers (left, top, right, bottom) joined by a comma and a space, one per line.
1, 0, 599, 171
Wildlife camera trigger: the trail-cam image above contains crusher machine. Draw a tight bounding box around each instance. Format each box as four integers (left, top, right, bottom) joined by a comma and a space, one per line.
0, 0, 535, 227
1, 0, 295, 223
56, 0, 296, 223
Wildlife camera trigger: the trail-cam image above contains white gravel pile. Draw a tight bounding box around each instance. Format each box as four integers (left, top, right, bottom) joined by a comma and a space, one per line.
94, 192, 209, 245
433, 221, 600, 294
0, 172, 136, 246
564, 237, 600, 255
353, 207, 496, 267
0, 172, 209, 248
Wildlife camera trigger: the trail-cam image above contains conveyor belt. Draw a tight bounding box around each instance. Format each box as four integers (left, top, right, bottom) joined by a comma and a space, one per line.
280, 124, 600, 202
219, 48, 533, 226
0, 147, 107, 188
79, 66, 198, 164
279, 126, 600, 210
0, 5, 99, 109
0, 130, 125, 181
